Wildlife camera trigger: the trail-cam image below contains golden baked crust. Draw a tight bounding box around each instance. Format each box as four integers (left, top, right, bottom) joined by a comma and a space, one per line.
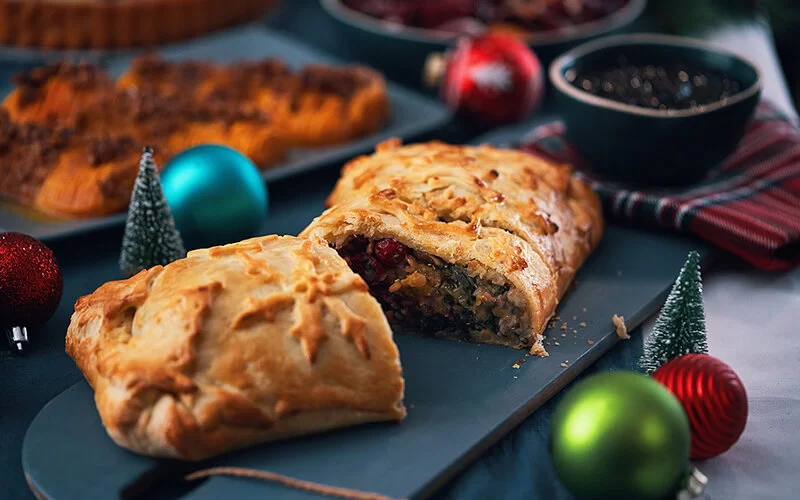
66, 235, 405, 460
118, 56, 390, 147
0, 0, 276, 49
302, 140, 603, 349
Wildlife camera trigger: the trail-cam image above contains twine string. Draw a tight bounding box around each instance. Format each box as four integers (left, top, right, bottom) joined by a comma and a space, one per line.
185, 466, 408, 500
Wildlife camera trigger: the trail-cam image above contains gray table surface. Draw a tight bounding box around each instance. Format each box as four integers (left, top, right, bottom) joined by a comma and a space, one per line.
649, 24, 800, 500
1, 2, 798, 499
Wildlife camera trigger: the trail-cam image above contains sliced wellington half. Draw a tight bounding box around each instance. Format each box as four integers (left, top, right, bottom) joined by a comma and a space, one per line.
301, 140, 604, 353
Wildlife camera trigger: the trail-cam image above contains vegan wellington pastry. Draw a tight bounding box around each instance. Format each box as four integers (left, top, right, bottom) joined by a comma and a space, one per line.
118, 55, 390, 147
302, 140, 603, 352
66, 235, 405, 460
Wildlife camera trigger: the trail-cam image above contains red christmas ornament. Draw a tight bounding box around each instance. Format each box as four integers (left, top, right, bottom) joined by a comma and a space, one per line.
0, 232, 63, 351
425, 33, 544, 124
653, 354, 748, 460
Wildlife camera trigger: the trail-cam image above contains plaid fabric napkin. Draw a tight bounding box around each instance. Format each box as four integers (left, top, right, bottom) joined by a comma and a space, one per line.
517, 102, 800, 271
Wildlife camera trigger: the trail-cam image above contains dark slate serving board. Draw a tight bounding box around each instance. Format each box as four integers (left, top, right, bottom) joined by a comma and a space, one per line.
23, 221, 709, 499
0, 26, 450, 241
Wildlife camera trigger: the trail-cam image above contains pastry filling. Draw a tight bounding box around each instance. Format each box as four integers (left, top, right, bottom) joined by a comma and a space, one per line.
336, 237, 531, 346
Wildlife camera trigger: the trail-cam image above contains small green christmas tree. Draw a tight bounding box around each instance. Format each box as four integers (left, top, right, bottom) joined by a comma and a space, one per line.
119, 147, 185, 277
639, 251, 709, 374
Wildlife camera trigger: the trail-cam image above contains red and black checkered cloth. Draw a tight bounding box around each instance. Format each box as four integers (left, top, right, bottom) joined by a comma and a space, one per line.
517, 101, 800, 270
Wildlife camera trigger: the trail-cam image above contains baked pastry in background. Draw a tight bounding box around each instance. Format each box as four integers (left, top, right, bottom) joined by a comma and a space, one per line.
302, 140, 603, 352
2, 62, 287, 169
0, 0, 276, 49
0, 62, 288, 218
66, 235, 406, 460
0, 56, 391, 219
2, 62, 115, 125
0, 110, 143, 218
67, 89, 287, 169
119, 56, 391, 147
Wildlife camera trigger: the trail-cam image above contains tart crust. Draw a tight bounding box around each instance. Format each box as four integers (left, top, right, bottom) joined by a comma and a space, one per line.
0, 0, 276, 49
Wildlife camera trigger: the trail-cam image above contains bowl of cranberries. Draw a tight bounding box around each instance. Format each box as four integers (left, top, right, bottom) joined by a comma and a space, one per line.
321, 0, 647, 86
549, 33, 762, 186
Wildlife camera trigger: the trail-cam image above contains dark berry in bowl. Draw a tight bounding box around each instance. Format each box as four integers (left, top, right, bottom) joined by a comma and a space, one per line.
550, 34, 761, 186
566, 58, 744, 111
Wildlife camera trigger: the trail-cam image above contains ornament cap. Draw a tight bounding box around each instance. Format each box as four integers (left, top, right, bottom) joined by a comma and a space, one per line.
676, 467, 708, 500
6, 326, 29, 352
423, 52, 446, 89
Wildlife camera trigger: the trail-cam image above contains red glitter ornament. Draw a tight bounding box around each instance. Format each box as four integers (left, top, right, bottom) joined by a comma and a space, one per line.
0, 232, 63, 341
425, 33, 544, 124
653, 354, 748, 460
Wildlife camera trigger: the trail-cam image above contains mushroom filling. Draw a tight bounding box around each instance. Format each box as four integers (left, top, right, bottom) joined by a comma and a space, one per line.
336, 237, 531, 345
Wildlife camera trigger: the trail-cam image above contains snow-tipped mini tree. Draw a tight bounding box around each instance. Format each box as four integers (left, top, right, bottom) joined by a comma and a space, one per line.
639, 251, 709, 374
119, 146, 185, 277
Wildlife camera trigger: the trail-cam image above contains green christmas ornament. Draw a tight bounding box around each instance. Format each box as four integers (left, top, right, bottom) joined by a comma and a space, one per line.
120, 147, 186, 277
549, 371, 691, 500
640, 251, 708, 374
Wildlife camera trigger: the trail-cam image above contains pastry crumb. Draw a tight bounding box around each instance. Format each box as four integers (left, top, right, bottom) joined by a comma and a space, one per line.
560, 362, 568, 368
579, 322, 587, 327
512, 363, 520, 369
572, 315, 577, 321
530, 343, 549, 357
561, 333, 567, 337
554, 341, 560, 346
612, 314, 629, 339
572, 329, 578, 333
587, 340, 594, 345
582, 307, 587, 312
560, 323, 568, 330
554, 316, 561, 321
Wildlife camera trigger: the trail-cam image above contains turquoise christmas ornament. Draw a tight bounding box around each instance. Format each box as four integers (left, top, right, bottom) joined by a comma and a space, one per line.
161, 145, 268, 249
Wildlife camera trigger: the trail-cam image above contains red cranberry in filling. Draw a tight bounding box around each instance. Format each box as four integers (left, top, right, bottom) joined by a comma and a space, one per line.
374, 238, 408, 266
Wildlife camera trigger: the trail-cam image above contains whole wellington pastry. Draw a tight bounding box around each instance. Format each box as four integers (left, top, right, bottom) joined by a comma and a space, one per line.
66, 235, 405, 460
118, 56, 390, 147
302, 140, 603, 352
0, 0, 276, 49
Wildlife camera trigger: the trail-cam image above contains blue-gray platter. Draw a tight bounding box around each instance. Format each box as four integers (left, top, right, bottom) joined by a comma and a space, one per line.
0, 25, 451, 242
23, 221, 710, 499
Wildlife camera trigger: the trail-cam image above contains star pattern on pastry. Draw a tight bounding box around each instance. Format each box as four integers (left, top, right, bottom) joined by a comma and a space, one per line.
229, 243, 374, 364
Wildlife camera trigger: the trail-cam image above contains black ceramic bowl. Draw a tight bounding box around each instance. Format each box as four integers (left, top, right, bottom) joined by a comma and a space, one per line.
320, 0, 647, 87
549, 34, 762, 186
